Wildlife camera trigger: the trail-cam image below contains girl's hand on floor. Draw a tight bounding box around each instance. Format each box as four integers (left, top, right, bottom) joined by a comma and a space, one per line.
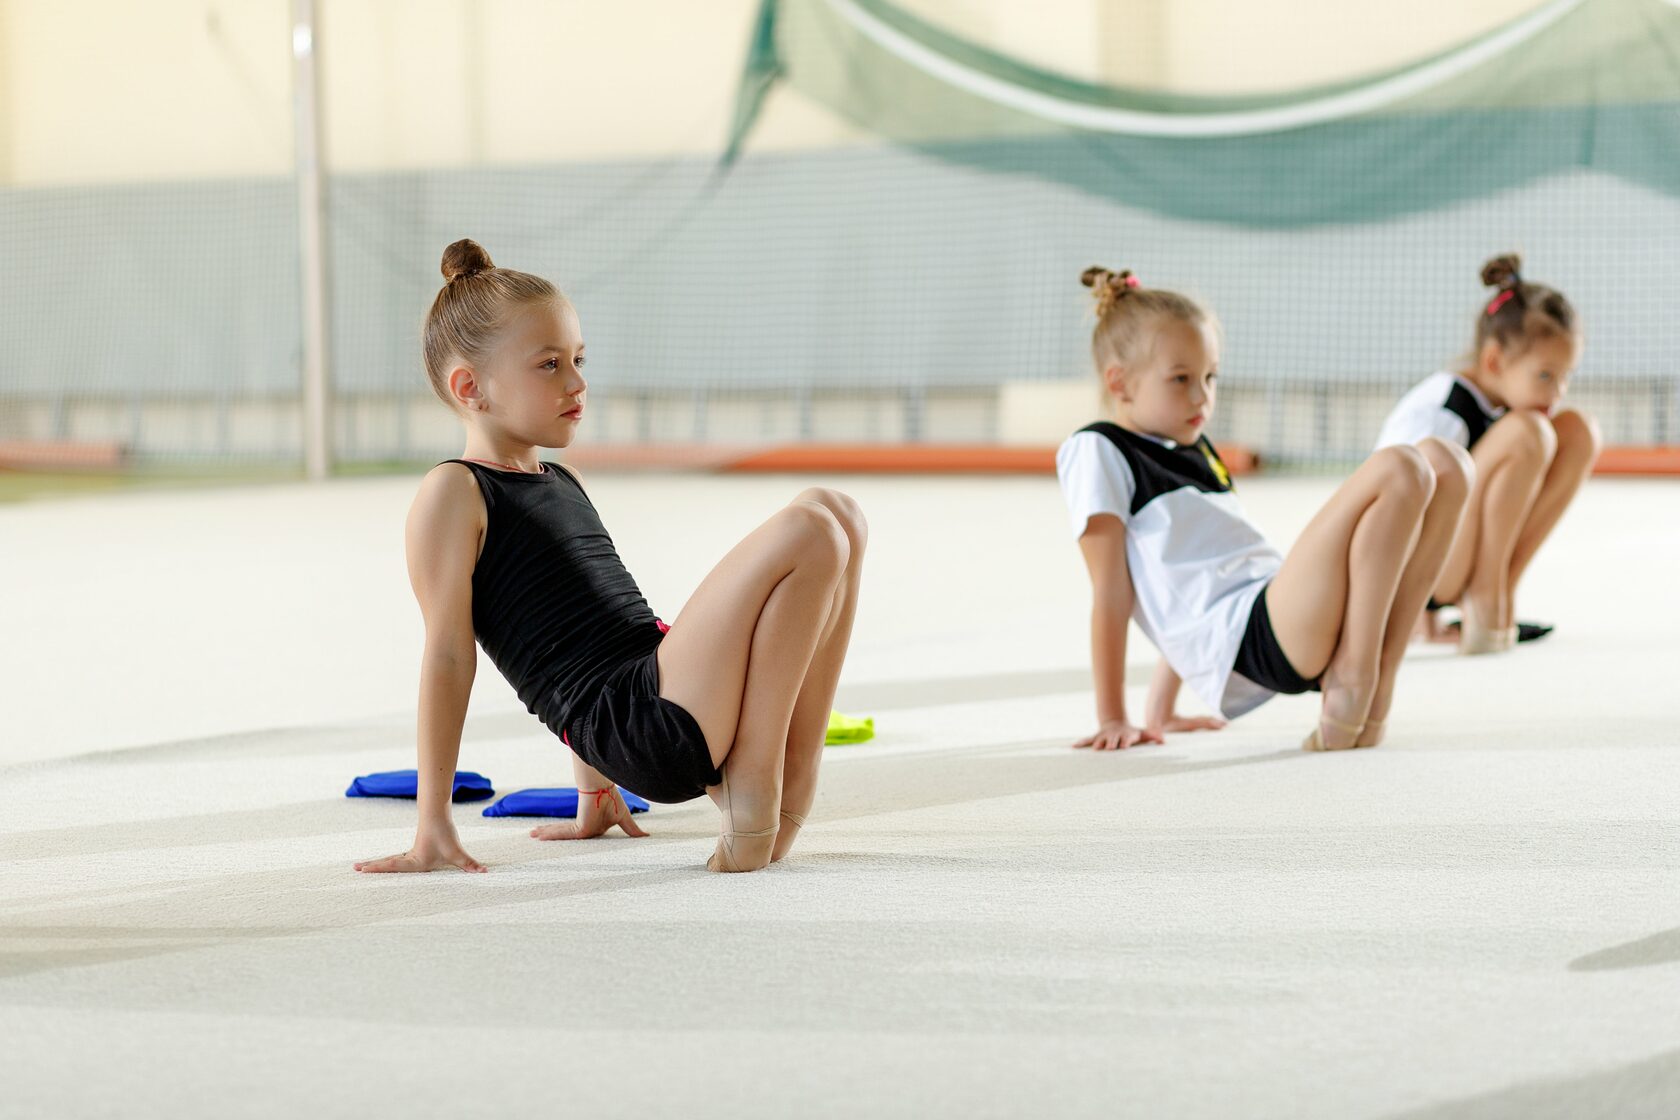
354, 824, 488, 874
531, 788, 649, 841
1074, 720, 1161, 751
1153, 715, 1228, 736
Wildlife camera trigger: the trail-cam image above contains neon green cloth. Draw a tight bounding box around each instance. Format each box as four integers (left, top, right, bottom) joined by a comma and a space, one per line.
825, 710, 875, 745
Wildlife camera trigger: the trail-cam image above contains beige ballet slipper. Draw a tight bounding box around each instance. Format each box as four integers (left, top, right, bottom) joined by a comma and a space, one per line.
1302, 714, 1367, 753
1354, 718, 1386, 749
1459, 601, 1516, 656
770, 809, 807, 863
705, 766, 778, 873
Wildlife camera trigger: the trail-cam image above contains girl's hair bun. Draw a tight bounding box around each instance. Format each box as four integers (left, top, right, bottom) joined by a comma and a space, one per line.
442, 239, 495, 283
1081, 265, 1138, 317
1480, 253, 1523, 290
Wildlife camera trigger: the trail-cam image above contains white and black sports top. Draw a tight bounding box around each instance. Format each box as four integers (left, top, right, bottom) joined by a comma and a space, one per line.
1374, 371, 1504, 451
1057, 422, 1283, 719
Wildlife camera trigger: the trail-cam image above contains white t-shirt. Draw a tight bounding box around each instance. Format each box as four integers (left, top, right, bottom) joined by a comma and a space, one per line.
1374, 371, 1504, 451
1057, 423, 1284, 720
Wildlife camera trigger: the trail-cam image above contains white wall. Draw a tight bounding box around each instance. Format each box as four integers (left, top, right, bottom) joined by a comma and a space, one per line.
0, 0, 1549, 185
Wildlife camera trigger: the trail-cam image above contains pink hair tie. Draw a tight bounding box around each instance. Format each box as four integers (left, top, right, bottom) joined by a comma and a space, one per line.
1485, 289, 1515, 316
1123, 275, 1141, 289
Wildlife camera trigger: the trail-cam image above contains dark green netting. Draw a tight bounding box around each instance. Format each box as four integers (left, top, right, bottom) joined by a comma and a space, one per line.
729, 0, 1680, 227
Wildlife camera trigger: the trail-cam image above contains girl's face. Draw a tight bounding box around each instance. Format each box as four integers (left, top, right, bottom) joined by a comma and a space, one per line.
1483, 331, 1579, 415
1108, 316, 1219, 445
466, 299, 589, 447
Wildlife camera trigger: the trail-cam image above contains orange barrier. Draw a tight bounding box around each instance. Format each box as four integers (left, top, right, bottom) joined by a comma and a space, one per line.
2, 440, 1673, 476
565, 443, 752, 471
1593, 446, 1680, 476
723, 442, 1261, 476
0, 440, 125, 471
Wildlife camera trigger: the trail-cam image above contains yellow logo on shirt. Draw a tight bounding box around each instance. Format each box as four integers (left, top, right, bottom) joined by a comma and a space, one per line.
1200, 441, 1231, 488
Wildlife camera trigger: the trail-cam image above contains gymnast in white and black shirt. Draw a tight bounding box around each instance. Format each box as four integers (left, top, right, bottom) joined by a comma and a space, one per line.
1374, 254, 1599, 652
1058, 266, 1472, 752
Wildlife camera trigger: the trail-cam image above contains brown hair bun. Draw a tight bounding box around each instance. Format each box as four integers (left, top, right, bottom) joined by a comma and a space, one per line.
442, 239, 495, 283
1480, 253, 1523, 290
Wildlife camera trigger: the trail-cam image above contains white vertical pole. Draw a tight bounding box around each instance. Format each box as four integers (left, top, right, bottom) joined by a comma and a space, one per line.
292, 0, 331, 481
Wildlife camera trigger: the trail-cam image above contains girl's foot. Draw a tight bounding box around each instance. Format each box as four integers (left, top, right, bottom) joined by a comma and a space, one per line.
1414, 606, 1458, 645
705, 766, 779, 873
1446, 619, 1554, 644
770, 809, 806, 863
1302, 714, 1366, 752
1304, 671, 1376, 752
709, 824, 778, 872
1354, 718, 1386, 749
1458, 597, 1515, 656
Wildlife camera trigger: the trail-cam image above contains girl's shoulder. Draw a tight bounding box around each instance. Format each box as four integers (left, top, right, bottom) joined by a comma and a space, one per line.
1057, 424, 1133, 477
422, 459, 487, 499
412, 461, 491, 534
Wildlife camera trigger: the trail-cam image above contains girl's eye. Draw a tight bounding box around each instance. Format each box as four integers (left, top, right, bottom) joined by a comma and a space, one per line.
542, 358, 558, 370
1173, 375, 1188, 384
575, 355, 587, 368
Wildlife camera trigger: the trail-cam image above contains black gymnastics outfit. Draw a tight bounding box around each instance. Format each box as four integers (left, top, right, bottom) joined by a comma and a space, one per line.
446, 459, 720, 803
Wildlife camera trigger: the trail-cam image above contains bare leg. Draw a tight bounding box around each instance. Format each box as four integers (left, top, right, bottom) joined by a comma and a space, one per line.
1434, 410, 1557, 652
771, 489, 867, 862
1266, 446, 1435, 750
1358, 438, 1474, 746
1506, 408, 1600, 593
655, 498, 850, 871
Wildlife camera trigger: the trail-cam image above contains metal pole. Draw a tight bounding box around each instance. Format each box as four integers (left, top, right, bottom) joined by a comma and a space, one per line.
292, 0, 331, 481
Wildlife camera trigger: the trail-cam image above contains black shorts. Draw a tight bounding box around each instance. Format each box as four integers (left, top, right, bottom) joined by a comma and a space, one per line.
1232, 585, 1321, 695
568, 646, 721, 804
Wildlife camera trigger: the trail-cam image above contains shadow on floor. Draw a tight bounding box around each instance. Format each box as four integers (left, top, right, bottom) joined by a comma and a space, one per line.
1380, 1046, 1680, 1119
1568, 927, 1680, 972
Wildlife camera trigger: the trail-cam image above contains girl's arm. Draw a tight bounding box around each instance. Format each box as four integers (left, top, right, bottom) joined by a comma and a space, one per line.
527, 748, 649, 842
1144, 660, 1227, 737
1072, 515, 1159, 750
355, 466, 489, 874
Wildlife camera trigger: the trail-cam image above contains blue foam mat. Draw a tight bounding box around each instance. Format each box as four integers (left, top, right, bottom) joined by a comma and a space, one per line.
482, 787, 651, 818
345, 769, 495, 802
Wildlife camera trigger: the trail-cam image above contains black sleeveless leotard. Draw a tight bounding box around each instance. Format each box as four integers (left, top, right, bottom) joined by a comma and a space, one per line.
444, 460, 718, 802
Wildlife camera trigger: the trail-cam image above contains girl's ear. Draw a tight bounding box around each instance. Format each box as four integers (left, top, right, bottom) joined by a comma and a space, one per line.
1478, 339, 1504, 379
1103, 364, 1131, 402
449, 365, 485, 412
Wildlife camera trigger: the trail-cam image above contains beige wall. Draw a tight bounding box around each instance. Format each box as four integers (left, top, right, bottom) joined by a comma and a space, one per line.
1157, 0, 1541, 92
912, 0, 1541, 91
0, 0, 1550, 186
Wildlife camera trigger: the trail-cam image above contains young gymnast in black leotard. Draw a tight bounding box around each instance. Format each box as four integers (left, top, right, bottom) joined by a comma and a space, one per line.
354, 240, 866, 874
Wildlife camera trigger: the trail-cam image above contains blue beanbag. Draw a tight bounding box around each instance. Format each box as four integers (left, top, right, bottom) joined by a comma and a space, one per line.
345, 769, 495, 802
482, 787, 651, 818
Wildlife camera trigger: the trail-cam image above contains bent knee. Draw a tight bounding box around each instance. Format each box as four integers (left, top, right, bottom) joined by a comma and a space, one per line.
1373, 444, 1435, 502
794, 486, 868, 553
1551, 408, 1603, 464
1490, 409, 1559, 464
1416, 437, 1475, 501
780, 500, 851, 571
